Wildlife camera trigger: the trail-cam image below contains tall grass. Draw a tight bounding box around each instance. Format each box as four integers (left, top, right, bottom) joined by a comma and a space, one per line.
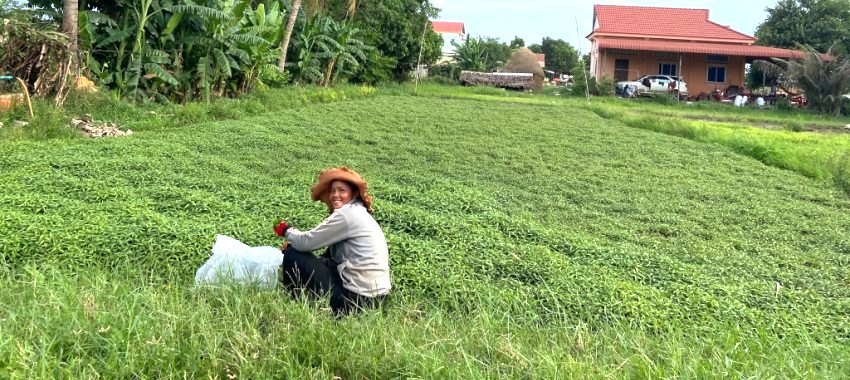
2, 267, 848, 378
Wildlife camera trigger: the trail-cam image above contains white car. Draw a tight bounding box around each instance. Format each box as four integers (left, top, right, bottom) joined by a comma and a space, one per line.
616, 75, 689, 98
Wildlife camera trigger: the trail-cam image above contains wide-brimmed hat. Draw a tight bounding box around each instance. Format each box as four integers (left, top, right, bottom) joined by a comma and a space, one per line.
310, 167, 373, 213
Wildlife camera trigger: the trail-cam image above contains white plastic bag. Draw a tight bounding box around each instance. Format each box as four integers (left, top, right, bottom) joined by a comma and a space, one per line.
195, 235, 283, 288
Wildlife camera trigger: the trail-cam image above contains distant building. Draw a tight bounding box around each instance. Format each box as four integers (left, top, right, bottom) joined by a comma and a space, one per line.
431, 20, 466, 63
536, 54, 545, 68
587, 5, 804, 95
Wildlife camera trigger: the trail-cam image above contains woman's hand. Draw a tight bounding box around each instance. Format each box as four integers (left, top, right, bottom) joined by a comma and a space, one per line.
273, 220, 290, 237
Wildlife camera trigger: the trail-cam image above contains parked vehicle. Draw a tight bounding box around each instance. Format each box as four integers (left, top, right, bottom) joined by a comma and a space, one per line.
616, 75, 689, 98
544, 70, 572, 86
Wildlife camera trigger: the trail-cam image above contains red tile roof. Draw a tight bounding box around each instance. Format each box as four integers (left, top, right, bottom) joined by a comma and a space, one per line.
536, 54, 545, 62
592, 5, 755, 42
431, 21, 465, 35
597, 39, 805, 59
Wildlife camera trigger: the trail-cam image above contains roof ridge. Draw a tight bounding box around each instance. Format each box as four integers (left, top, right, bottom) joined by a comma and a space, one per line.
595, 4, 709, 13
704, 19, 755, 40
592, 4, 755, 42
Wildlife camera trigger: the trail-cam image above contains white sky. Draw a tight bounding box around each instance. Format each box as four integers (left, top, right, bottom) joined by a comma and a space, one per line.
430, 0, 779, 54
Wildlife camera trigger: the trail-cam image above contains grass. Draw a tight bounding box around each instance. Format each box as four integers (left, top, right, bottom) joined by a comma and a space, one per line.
586, 101, 850, 195
389, 84, 850, 195
1, 87, 850, 377
0, 84, 379, 141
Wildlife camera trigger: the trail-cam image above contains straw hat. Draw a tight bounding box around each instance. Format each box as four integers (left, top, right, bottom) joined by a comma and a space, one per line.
310, 167, 373, 213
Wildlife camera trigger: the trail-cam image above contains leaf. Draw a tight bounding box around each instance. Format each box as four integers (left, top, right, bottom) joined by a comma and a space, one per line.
172, 4, 231, 22
162, 12, 184, 38
229, 48, 250, 64
233, 0, 252, 20
213, 48, 232, 78
256, 4, 266, 26
96, 29, 133, 49
144, 63, 179, 85
83, 10, 118, 27
228, 33, 270, 46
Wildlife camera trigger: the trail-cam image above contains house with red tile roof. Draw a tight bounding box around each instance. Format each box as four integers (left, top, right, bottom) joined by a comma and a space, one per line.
588, 5, 804, 96
431, 21, 466, 62
536, 54, 545, 68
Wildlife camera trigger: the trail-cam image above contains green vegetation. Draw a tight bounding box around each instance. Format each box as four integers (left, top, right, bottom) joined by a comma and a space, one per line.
0, 85, 378, 140
11, 0, 439, 103
585, 98, 850, 195
1, 88, 849, 377
756, 0, 850, 56
383, 84, 850, 195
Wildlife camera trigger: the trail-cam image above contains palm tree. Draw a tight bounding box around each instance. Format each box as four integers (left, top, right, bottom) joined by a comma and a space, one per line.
62, 0, 79, 74
278, 0, 301, 73
754, 45, 850, 115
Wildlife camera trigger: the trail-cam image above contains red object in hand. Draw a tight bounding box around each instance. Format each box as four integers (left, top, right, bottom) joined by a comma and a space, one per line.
273, 220, 290, 237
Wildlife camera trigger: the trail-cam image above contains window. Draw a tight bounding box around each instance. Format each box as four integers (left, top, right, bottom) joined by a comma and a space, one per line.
707, 66, 726, 83
658, 63, 677, 76
706, 54, 729, 63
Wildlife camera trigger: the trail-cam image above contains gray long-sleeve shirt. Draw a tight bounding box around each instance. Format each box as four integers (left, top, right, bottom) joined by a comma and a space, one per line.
285, 199, 391, 297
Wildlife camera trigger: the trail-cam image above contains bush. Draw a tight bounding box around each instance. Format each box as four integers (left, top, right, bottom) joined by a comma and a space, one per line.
648, 93, 679, 106
173, 102, 209, 125
570, 73, 597, 97
776, 97, 795, 112
828, 153, 850, 196
0, 99, 78, 141
597, 75, 615, 97
425, 63, 461, 85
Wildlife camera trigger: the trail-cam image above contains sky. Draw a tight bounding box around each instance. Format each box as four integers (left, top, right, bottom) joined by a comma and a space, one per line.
430, 0, 780, 54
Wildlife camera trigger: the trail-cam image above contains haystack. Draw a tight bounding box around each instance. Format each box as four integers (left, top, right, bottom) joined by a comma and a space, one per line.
504, 47, 544, 91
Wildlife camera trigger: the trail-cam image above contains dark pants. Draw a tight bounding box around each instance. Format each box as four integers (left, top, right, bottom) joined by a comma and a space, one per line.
281, 247, 384, 315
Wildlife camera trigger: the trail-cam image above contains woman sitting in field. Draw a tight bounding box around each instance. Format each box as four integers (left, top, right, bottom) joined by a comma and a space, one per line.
274, 167, 391, 315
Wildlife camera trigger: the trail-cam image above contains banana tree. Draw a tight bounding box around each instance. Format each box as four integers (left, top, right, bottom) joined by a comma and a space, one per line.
79, 0, 179, 99
320, 19, 370, 86
287, 14, 334, 84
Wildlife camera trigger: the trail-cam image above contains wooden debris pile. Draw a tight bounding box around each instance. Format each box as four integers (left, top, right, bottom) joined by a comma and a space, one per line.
460, 71, 533, 90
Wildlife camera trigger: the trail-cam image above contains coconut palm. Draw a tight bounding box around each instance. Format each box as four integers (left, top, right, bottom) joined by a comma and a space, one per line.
278, 0, 301, 73
62, 0, 79, 73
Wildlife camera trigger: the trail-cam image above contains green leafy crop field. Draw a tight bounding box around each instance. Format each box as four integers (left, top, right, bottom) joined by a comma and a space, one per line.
1, 93, 849, 378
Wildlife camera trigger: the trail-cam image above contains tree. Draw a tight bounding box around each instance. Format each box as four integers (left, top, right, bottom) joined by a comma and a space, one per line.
322, 19, 371, 85
278, 0, 302, 73
0, 0, 17, 16
755, 0, 850, 56
348, 0, 441, 82
72, 0, 287, 101
528, 43, 542, 53
754, 45, 850, 115
479, 37, 510, 71
451, 36, 485, 72
540, 37, 578, 74
451, 36, 511, 72
509, 36, 524, 49
307, 0, 358, 20
62, 0, 79, 74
